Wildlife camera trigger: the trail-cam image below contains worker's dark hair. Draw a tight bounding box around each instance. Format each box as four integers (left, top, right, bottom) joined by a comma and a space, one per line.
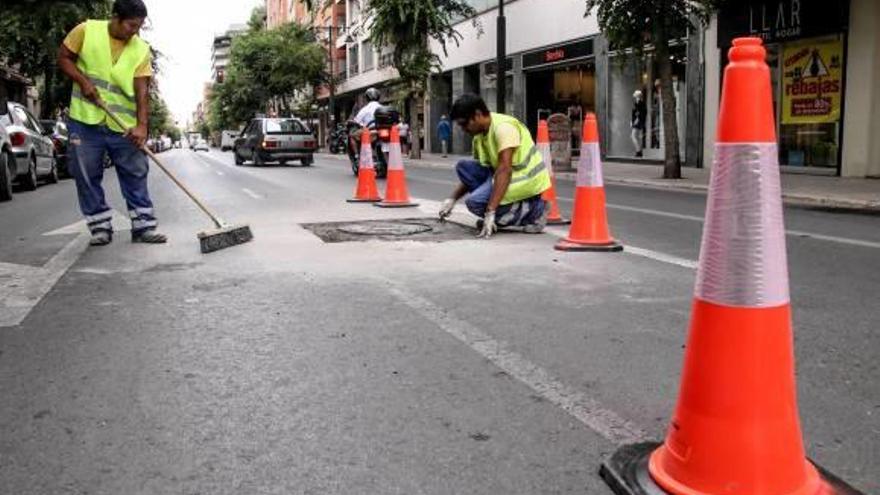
112, 0, 148, 20
450, 93, 490, 122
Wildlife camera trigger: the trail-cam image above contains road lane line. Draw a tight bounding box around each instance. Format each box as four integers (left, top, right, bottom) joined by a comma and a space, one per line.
242, 188, 262, 199
0, 234, 90, 328
544, 227, 698, 270
215, 170, 225, 176
328, 160, 880, 249
385, 281, 647, 446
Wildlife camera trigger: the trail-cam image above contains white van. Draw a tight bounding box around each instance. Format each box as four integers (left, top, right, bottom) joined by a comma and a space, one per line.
220, 130, 239, 151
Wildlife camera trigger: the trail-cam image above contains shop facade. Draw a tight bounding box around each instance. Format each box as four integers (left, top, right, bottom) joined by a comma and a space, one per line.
706, 0, 880, 177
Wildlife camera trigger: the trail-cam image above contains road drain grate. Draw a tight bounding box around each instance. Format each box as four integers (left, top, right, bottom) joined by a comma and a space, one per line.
302, 218, 475, 243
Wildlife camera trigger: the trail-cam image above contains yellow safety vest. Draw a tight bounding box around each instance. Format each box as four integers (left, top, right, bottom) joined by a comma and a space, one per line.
70, 20, 149, 132
472, 113, 551, 205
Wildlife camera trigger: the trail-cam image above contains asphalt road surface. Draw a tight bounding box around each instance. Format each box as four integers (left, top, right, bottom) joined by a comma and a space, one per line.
0, 148, 877, 494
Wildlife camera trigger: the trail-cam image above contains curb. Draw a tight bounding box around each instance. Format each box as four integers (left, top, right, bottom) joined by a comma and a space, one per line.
316, 153, 880, 213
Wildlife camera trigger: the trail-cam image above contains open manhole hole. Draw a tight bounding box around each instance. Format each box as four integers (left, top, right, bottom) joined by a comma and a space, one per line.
302, 218, 476, 243
338, 221, 433, 236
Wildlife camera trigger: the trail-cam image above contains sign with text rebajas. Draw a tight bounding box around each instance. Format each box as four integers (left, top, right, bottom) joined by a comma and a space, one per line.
781, 37, 843, 125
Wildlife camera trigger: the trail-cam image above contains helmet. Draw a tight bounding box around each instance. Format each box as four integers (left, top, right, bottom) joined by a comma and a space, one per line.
633, 90, 643, 100
364, 87, 381, 102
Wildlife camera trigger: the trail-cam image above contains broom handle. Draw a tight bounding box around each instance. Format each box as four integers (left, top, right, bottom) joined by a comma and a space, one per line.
96, 100, 225, 229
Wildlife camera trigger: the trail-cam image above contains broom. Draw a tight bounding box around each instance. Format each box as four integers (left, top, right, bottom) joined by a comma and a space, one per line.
96, 100, 253, 254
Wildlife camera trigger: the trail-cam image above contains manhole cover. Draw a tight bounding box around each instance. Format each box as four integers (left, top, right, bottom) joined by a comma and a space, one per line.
301, 218, 475, 243
338, 222, 433, 236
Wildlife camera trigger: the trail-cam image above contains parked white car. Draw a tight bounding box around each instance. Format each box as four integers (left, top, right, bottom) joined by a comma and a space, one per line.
193, 139, 210, 152
0, 99, 14, 201
0, 101, 58, 190
220, 130, 239, 151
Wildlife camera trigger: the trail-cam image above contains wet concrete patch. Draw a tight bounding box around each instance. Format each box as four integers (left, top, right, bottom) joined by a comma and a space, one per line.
302, 218, 476, 243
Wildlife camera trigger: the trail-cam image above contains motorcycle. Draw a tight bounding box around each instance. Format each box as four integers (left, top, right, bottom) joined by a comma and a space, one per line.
347, 105, 400, 179
328, 123, 347, 154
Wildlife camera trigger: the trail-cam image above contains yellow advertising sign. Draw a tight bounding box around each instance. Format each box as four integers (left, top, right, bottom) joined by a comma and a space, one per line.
781, 37, 844, 125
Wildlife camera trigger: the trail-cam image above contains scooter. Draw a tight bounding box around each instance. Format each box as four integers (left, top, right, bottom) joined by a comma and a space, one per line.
347, 105, 400, 179
328, 123, 347, 154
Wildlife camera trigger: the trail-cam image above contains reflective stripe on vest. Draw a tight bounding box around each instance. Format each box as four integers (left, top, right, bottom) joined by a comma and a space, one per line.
69, 20, 149, 132
473, 113, 551, 205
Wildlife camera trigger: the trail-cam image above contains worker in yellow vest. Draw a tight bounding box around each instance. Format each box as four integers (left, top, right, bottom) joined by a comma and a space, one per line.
439, 94, 551, 238
57, 0, 166, 246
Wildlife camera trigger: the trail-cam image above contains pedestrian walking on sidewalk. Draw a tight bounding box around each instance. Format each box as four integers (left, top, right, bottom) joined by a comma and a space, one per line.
438, 94, 551, 238
437, 115, 451, 157
57, 0, 166, 246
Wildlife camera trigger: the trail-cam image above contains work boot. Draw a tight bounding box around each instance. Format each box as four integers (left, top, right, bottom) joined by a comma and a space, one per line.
132, 229, 168, 244
523, 202, 549, 234
89, 231, 112, 246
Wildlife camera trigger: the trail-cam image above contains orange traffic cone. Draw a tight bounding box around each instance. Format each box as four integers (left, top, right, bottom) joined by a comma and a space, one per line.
375, 125, 418, 208
600, 37, 862, 495
347, 129, 381, 203
554, 113, 622, 252
536, 120, 569, 225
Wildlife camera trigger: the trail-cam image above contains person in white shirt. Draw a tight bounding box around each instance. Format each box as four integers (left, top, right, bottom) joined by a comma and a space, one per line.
349, 87, 382, 155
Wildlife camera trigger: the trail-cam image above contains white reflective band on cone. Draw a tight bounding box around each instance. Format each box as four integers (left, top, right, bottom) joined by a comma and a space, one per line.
695, 143, 790, 307
537, 143, 553, 176
577, 142, 603, 187
388, 143, 404, 170
359, 143, 375, 170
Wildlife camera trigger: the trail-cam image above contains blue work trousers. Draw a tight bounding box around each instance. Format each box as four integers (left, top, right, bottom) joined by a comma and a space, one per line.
67, 120, 157, 235
455, 159, 545, 227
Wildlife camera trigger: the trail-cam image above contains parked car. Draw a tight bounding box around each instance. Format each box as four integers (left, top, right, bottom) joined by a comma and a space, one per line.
0, 101, 58, 190
193, 139, 210, 152
233, 117, 316, 166
40, 119, 70, 177
220, 130, 239, 151
0, 99, 14, 201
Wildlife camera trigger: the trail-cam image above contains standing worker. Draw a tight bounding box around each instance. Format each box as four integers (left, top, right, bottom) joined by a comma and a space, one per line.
438, 94, 551, 238
437, 114, 451, 158
57, 0, 166, 246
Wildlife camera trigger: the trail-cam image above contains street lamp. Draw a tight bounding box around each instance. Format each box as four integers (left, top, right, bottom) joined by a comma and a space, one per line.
496, 0, 506, 113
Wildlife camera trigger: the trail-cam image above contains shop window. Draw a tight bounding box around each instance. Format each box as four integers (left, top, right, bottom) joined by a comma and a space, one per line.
769, 36, 844, 169
607, 46, 687, 160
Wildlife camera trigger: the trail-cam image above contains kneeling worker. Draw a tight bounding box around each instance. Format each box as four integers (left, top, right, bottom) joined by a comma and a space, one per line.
438, 94, 550, 238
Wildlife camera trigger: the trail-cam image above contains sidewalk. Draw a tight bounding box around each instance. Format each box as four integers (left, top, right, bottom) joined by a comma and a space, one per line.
359, 151, 880, 212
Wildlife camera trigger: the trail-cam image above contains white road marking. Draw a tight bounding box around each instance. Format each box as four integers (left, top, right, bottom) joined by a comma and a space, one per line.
385, 281, 647, 446
0, 234, 90, 328
544, 227, 698, 270
402, 170, 880, 250
215, 170, 225, 176
43, 210, 131, 236
242, 188, 262, 199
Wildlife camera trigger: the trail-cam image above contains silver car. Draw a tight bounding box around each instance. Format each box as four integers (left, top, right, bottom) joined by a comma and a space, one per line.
0, 99, 14, 201
0, 101, 58, 190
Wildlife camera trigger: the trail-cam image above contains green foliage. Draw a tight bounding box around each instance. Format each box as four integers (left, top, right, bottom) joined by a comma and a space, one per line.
0, 0, 112, 117
584, 0, 718, 53
208, 21, 326, 131
248, 5, 267, 32
366, 0, 477, 90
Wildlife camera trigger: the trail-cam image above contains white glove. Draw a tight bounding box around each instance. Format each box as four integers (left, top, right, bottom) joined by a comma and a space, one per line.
439, 198, 456, 222
477, 210, 497, 239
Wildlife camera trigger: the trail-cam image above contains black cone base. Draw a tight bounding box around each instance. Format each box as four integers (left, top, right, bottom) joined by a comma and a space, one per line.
600, 442, 866, 495
347, 198, 382, 203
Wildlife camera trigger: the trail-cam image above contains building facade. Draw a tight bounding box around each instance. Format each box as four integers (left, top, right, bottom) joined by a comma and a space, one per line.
704, 0, 880, 178
211, 24, 248, 84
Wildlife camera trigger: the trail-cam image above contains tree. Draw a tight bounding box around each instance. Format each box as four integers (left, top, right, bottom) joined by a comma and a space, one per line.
585, 0, 719, 179
367, 0, 478, 159
209, 19, 325, 131
0, 0, 112, 117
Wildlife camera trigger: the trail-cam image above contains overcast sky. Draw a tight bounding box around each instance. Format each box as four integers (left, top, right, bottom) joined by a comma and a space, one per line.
141, 0, 261, 127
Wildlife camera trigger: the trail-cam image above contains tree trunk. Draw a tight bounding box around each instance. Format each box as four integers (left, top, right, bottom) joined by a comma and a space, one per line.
654, 20, 682, 179
41, 69, 56, 119
409, 90, 421, 160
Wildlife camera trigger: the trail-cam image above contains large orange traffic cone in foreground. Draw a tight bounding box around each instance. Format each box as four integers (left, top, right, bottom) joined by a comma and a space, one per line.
536, 120, 569, 225
376, 125, 418, 208
600, 37, 862, 495
554, 113, 621, 252
347, 130, 381, 203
